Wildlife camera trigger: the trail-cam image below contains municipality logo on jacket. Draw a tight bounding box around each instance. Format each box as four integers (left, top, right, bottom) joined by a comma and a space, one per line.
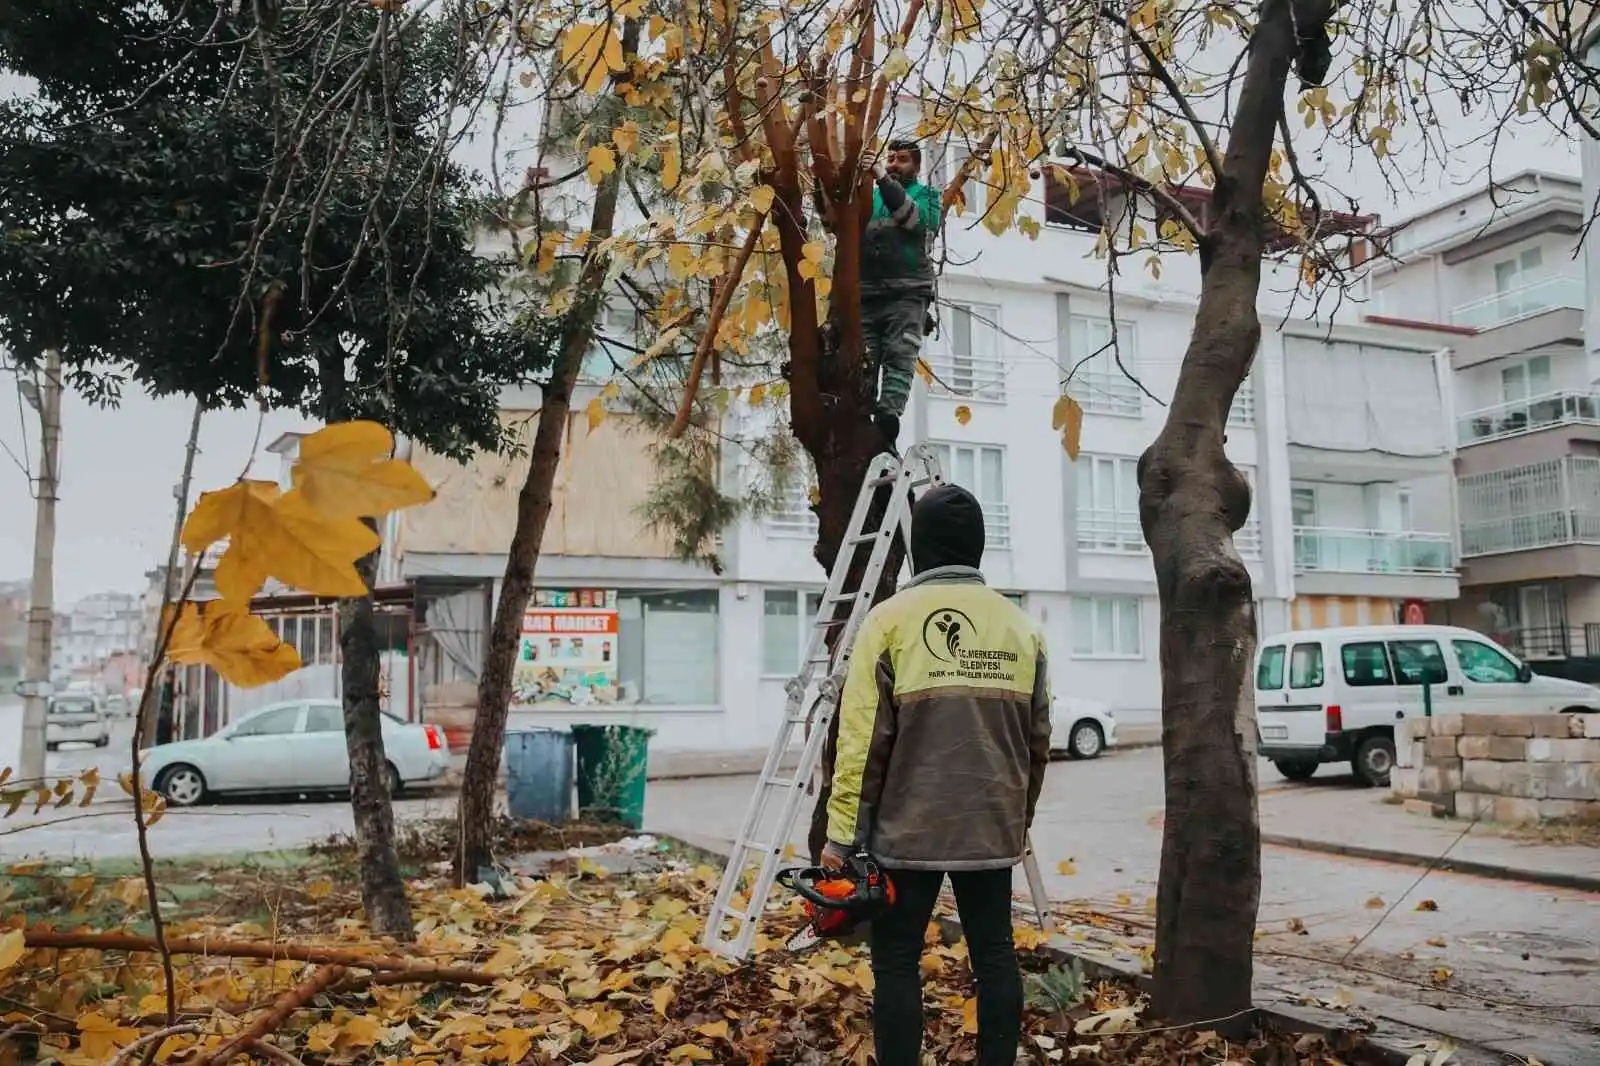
921, 608, 1020, 682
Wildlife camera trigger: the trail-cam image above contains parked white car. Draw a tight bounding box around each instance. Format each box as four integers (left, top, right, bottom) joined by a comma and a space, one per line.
46, 693, 111, 750
1256, 624, 1600, 787
138, 699, 451, 807
1050, 696, 1118, 760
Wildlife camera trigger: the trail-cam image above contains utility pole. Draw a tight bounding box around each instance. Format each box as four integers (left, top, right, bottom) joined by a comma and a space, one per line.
17, 349, 61, 783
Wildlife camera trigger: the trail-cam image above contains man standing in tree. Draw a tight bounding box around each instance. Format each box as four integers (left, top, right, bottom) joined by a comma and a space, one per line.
860, 139, 942, 445
822, 484, 1053, 1066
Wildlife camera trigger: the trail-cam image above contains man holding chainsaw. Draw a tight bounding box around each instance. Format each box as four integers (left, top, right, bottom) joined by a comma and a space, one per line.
822, 483, 1053, 1066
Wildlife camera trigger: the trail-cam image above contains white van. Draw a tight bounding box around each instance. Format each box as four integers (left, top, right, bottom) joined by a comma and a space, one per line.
1255, 624, 1600, 787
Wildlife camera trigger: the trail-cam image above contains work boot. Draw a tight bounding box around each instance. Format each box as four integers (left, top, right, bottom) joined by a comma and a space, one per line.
874, 411, 901, 452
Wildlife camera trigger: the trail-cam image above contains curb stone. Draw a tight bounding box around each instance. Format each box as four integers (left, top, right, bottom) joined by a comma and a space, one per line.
1259, 832, 1600, 894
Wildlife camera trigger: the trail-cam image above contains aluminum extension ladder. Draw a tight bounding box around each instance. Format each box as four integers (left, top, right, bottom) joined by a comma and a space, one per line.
702, 444, 1052, 960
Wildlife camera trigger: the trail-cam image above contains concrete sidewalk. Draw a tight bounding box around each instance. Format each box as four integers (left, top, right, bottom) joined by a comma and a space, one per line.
645, 722, 1162, 780
1258, 783, 1600, 892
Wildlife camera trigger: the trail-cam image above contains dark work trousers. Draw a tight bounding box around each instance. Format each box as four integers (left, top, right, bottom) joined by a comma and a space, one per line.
869, 867, 1022, 1066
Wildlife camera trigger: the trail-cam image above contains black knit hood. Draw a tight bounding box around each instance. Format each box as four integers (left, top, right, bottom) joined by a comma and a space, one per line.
909, 484, 986, 573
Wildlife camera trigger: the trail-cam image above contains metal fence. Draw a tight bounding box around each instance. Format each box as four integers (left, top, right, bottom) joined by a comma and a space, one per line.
1459, 457, 1600, 556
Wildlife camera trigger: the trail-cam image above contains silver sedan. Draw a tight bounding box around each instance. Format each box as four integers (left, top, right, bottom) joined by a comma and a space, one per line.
136, 699, 451, 807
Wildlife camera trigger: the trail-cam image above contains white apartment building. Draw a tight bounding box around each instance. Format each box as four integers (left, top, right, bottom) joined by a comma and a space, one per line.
380, 133, 1464, 752
1366, 171, 1599, 674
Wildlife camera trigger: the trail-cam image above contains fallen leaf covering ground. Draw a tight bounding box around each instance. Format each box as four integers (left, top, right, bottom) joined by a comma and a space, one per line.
0, 826, 1383, 1066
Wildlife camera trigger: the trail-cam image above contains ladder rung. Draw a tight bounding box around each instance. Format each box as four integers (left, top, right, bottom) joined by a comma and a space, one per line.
849, 530, 890, 545
721, 908, 748, 922
821, 591, 858, 606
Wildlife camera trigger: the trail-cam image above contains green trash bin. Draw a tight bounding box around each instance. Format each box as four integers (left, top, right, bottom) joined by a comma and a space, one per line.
571, 724, 654, 828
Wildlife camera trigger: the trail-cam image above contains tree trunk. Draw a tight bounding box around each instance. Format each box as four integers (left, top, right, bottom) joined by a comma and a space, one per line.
453, 351, 579, 884
798, 321, 907, 863
339, 533, 414, 939
315, 345, 412, 940
453, 22, 637, 886
1140, 0, 1332, 1027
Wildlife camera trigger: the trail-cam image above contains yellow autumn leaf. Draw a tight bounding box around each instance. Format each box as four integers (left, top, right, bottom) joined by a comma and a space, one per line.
339, 1014, 385, 1048
290, 420, 434, 520
166, 599, 303, 688
749, 184, 775, 213
881, 46, 912, 81
667, 1047, 713, 1063
748, 382, 767, 406
306, 879, 334, 899
197, 483, 378, 601
960, 996, 978, 1034
660, 143, 682, 190
1052, 394, 1084, 460
1056, 859, 1077, 876
0, 929, 24, 972
915, 358, 935, 386
584, 1052, 645, 1066
695, 1020, 730, 1040
1365, 896, 1385, 909
652, 984, 675, 1016
560, 21, 626, 95
954, 405, 972, 426
489, 1028, 536, 1063
613, 119, 641, 155
797, 239, 826, 280
586, 396, 608, 433
77, 1012, 140, 1060
587, 144, 618, 185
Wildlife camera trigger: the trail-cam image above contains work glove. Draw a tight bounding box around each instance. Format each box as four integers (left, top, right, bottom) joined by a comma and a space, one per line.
821, 841, 851, 871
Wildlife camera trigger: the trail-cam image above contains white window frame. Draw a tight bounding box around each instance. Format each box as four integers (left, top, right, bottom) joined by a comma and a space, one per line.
1228, 372, 1256, 427
1500, 355, 1551, 404
580, 303, 641, 383
929, 442, 1011, 549
765, 479, 819, 539
759, 588, 825, 678
1066, 315, 1140, 418
928, 302, 1005, 402
1076, 454, 1143, 553
1071, 596, 1144, 659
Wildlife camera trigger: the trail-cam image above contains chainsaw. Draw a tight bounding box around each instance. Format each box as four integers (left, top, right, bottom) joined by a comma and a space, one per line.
776, 850, 896, 952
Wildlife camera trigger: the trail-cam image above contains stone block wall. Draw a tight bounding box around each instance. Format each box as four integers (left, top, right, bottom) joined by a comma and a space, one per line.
1390, 713, 1600, 823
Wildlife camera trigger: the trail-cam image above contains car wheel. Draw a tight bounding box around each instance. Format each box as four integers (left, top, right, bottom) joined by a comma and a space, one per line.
45, 742, 57, 752
387, 762, 404, 798
95, 734, 110, 748
1353, 735, 1395, 788
1273, 759, 1319, 782
1067, 720, 1105, 760
156, 764, 207, 807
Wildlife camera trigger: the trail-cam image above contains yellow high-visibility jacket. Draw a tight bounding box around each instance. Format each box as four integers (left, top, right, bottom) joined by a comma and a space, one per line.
826, 566, 1053, 871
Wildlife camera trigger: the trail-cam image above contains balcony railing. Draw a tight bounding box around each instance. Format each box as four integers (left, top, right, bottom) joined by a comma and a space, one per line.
1077, 510, 1144, 553
1449, 274, 1584, 331
984, 502, 1013, 550
1459, 457, 1600, 557
1079, 510, 1261, 558
1457, 389, 1600, 446
1292, 527, 1457, 575
1499, 624, 1600, 661
924, 353, 1007, 402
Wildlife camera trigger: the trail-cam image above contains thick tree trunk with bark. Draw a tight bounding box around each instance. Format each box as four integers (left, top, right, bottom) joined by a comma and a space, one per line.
1140, 0, 1333, 1026
339, 531, 414, 939
453, 27, 636, 885
453, 342, 582, 884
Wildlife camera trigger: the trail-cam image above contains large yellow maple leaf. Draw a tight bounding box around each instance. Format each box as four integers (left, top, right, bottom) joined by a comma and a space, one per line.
291, 421, 435, 520
165, 599, 302, 688
181, 480, 378, 601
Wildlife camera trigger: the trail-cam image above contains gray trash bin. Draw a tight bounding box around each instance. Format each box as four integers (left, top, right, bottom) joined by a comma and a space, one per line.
505, 728, 574, 822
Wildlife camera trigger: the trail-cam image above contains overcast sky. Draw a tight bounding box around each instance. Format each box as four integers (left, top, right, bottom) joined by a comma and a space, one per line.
0, 46, 1588, 605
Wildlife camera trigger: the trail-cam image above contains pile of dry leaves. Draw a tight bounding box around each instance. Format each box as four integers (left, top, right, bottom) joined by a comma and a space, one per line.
0, 842, 1376, 1066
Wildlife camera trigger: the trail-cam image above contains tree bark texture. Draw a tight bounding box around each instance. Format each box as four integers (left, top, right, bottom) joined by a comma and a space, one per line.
339, 536, 414, 939
316, 345, 412, 940
453, 20, 638, 886
1139, 0, 1333, 1027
